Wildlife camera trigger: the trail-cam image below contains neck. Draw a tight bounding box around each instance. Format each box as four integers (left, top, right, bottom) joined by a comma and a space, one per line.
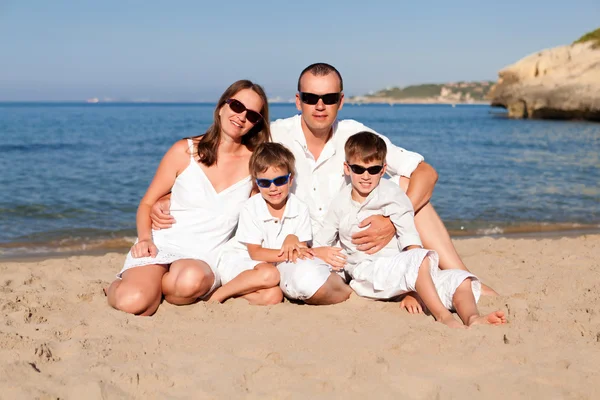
351, 187, 370, 204
219, 135, 245, 154
300, 118, 332, 144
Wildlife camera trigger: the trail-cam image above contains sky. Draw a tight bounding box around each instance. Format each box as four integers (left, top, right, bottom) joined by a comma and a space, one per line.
0, 0, 598, 101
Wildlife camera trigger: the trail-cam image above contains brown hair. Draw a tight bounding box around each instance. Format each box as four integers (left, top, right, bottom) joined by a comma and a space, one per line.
297, 63, 344, 92
195, 80, 271, 166
249, 142, 296, 179
344, 131, 387, 164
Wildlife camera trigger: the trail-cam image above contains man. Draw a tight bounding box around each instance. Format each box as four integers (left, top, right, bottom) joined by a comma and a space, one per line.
152, 63, 496, 308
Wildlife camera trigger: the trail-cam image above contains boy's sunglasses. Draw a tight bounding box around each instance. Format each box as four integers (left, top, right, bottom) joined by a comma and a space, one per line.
225, 98, 263, 124
347, 163, 384, 175
299, 92, 341, 105
255, 173, 291, 188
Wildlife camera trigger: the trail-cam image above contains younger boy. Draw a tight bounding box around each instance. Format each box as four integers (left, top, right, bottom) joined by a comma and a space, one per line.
313, 132, 506, 328
212, 143, 313, 305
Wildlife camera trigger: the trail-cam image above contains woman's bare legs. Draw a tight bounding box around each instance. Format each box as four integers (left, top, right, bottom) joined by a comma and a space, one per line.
106, 264, 167, 316
210, 263, 283, 305
161, 259, 215, 305
452, 278, 507, 326
399, 176, 498, 297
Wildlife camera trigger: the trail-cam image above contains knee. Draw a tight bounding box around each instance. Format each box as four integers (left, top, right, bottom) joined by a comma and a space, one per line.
170, 268, 213, 298
111, 286, 158, 316
255, 265, 280, 287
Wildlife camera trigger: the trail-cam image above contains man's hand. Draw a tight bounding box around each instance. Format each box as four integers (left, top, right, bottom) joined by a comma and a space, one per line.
351, 215, 395, 254
131, 239, 158, 258
312, 246, 347, 270
150, 197, 175, 230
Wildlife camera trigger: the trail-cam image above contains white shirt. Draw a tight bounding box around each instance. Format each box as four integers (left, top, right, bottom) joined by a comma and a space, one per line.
313, 179, 422, 271
271, 114, 424, 233
234, 193, 312, 250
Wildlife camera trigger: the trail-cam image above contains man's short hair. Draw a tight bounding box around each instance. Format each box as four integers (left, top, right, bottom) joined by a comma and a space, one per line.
297, 63, 344, 92
249, 142, 296, 179
344, 131, 387, 164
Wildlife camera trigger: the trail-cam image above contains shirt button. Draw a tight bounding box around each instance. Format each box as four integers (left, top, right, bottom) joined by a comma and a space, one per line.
313, 187, 316, 191
319, 208, 322, 211
274, 220, 279, 224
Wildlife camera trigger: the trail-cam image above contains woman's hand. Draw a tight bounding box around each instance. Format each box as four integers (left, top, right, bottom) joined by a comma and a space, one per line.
150, 197, 175, 230
312, 246, 347, 270
351, 215, 395, 254
131, 239, 158, 258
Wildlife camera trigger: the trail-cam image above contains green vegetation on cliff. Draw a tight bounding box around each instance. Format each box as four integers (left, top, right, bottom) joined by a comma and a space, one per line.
363, 81, 495, 102
574, 28, 600, 48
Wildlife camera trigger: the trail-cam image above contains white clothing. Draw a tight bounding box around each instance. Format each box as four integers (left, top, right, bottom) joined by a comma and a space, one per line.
271, 114, 424, 234
119, 139, 252, 295
217, 193, 312, 285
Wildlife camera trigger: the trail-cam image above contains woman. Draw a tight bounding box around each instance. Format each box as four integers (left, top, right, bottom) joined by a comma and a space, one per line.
106, 80, 272, 316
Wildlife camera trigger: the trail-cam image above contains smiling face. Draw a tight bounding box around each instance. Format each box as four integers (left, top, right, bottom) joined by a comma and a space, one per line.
296, 72, 344, 135
256, 166, 292, 210
344, 157, 387, 202
219, 88, 265, 142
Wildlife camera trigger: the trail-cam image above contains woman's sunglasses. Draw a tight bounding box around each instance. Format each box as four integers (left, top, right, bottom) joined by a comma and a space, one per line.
225, 98, 263, 124
255, 173, 291, 188
347, 163, 384, 175
299, 92, 341, 105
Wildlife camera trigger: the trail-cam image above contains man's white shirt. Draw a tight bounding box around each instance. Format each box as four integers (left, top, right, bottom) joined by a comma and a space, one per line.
270, 114, 424, 233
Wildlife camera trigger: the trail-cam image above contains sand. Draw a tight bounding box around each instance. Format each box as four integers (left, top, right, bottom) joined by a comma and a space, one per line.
1, 234, 599, 399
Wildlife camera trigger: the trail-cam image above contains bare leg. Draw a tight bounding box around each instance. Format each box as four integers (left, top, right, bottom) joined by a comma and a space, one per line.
241, 286, 284, 306
452, 278, 507, 326
106, 264, 167, 316
414, 257, 465, 329
210, 263, 280, 304
305, 273, 353, 305
161, 259, 215, 305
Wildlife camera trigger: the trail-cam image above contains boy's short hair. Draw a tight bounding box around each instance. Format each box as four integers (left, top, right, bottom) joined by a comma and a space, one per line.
344, 131, 387, 164
249, 142, 296, 179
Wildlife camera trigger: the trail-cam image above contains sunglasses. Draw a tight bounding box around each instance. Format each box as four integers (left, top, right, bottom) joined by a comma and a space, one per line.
347, 163, 384, 175
225, 98, 263, 124
255, 173, 291, 188
299, 92, 341, 105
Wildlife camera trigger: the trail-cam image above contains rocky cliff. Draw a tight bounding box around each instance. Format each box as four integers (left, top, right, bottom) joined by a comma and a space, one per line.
489, 33, 600, 121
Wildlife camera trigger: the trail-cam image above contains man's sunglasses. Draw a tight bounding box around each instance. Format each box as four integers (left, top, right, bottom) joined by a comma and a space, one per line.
225, 98, 263, 124
255, 173, 291, 188
347, 163, 384, 175
299, 92, 341, 105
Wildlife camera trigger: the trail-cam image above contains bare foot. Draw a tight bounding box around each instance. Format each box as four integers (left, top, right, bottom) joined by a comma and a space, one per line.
399, 292, 424, 314
481, 283, 499, 296
439, 314, 467, 329
468, 310, 507, 326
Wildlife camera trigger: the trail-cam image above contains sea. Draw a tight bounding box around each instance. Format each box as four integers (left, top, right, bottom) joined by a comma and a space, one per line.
1, 102, 599, 260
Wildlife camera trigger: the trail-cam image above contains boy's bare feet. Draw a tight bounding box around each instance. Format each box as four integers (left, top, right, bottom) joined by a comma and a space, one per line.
481, 283, 499, 296
467, 310, 507, 326
439, 314, 467, 329
399, 292, 424, 314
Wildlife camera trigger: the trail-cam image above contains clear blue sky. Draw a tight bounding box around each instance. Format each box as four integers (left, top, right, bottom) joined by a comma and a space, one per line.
1, 0, 598, 101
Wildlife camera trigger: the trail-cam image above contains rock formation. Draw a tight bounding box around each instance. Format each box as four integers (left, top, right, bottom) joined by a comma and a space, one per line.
489, 39, 600, 121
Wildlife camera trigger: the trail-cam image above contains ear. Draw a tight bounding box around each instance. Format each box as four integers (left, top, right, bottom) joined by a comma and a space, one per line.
381, 163, 387, 176
338, 92, 345, 111
295, 93, 302, 112
343, 162, 351, 176
288, 174, 294, 187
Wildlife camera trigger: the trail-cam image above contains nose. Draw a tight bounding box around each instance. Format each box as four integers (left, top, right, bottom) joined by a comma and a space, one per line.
315, 98, 326, 110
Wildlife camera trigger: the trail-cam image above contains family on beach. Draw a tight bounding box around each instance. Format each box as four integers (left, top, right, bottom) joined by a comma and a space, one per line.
106, 63, 507, 328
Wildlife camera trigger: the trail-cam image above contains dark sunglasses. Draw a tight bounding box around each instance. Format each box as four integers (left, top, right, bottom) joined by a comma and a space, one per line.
347, 163, 384, 175
255, 173, 291, 188
299, 92, 341, 105
225, 98, 263, 124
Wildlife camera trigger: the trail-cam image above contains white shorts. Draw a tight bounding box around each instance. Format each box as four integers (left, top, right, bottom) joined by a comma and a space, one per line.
217, 252, 264, 285
277, 257, 348, 301
349, 248, 481, 309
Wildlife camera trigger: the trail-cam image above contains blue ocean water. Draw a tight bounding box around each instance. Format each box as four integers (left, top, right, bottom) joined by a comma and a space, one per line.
0, 102, 599, 258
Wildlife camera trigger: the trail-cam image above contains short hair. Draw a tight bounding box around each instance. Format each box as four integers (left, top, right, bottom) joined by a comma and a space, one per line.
249, 142, 296, 179
344, 131, 387, 164
297, 63, 344, 92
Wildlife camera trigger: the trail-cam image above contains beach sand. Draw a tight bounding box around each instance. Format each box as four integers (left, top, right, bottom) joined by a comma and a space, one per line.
1, 235, 599, 399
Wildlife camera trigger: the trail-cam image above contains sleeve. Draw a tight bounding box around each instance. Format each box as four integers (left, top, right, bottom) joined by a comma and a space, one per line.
295, 206, 313, 243
350, 120, 424, 178
313, 201, 342, 247
381, 184, 423, 250
235, 204, 264, 245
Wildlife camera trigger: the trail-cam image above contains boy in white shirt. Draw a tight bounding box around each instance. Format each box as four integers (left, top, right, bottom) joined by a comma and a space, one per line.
314, 132, 507, 328
211, 143, 313, 304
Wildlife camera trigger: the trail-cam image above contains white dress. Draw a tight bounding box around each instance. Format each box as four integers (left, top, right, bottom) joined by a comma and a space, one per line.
119, 139, 253, 286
